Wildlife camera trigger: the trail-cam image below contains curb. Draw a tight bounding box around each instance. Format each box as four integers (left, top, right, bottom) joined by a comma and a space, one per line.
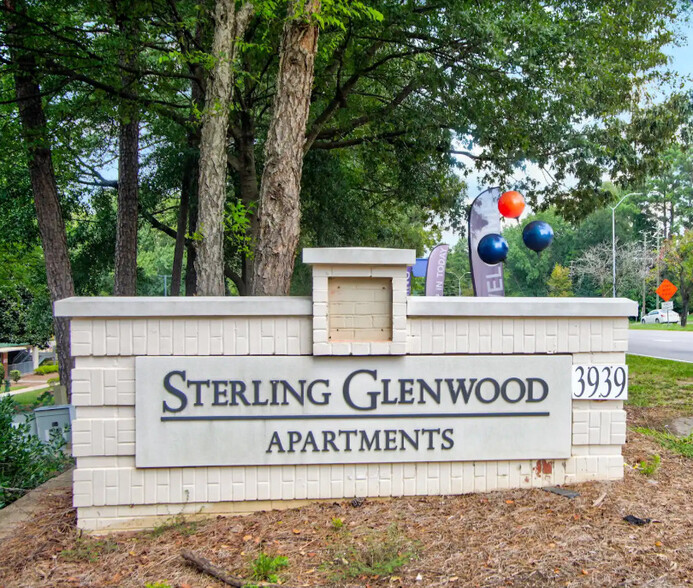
0, 468, 73, 542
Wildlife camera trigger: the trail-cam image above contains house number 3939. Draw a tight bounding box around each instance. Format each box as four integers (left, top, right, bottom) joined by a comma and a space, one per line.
571, 365, 628, 400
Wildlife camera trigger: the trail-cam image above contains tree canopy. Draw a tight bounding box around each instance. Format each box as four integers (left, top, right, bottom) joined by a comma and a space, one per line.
0, 0, 691, 369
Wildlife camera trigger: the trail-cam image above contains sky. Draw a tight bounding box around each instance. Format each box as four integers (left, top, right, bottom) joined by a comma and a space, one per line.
668, 18, 693, 79
439, 19, 693, 249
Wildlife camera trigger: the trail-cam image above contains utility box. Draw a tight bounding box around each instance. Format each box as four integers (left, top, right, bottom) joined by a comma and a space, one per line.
34, 405, 74, 444
11, 412, 38, 438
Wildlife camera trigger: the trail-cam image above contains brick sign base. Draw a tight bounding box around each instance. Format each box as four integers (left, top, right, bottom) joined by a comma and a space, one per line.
56, 248, 636, 532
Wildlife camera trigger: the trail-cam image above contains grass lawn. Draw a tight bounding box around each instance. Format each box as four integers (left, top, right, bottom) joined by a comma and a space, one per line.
629, 321, 693, 331
627, 354, 693, 458
627, 355, 693, 408
10, 387, 52, 409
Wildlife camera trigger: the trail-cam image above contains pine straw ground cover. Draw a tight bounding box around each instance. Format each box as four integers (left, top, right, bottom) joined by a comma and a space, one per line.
0, 425, 691, 588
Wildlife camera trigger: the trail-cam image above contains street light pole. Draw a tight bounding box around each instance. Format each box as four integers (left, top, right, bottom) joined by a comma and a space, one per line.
158, 275, 171, 296
611, 192, 641, 297
446, 270, 470, 296
646, 190, 664, 309
654, 225, 662, 309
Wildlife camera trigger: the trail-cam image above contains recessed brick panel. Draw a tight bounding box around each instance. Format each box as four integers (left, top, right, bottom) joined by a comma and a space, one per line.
328, 277, 392, 342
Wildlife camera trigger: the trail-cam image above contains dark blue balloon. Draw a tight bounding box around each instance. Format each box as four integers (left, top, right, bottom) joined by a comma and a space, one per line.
522, 220, 554, 253
477, 233, 508, 265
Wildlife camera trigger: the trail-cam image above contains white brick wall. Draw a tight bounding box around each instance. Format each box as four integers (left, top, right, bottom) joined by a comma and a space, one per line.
66, 305, 629, 531
73, 457, 582, 530
71, 317, 312, 357
407, 317, 629, 354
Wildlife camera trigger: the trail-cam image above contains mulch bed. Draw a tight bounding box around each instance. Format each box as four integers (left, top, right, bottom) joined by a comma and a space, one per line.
1, 416, 692, 587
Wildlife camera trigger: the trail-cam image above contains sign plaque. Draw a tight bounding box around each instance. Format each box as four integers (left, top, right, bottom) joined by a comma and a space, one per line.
136, 355, 572, 468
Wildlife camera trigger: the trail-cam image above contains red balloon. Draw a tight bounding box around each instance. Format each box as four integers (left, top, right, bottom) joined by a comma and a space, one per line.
498, 190, 525, 219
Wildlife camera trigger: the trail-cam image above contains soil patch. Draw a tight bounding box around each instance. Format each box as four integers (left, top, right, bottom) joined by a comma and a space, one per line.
1, 423, 691, 587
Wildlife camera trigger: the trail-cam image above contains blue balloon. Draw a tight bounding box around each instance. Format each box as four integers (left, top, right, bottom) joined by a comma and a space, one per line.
477, 233, 508, 265
522, 220, 554, 253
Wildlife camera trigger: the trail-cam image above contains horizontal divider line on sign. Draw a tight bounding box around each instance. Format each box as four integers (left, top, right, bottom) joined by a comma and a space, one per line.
160, 412, 550, 421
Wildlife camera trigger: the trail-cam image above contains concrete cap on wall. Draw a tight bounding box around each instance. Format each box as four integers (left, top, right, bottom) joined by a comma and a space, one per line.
303, 247, 416, 266
54, 296, 313, 318
407, 297, 638, 318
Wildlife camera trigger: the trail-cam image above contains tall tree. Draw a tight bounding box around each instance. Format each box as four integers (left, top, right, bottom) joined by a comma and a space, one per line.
636, 148, 693, 239
113, 0, 140, 296
251, 0, 321, 295
4, 0, 75, 394
194, 0, 253, 295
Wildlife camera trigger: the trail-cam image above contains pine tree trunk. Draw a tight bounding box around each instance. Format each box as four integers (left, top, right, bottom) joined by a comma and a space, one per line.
173, 71, 204, 297
680, 268, 689, 327
171, 157, 191, 296
9, 8, 75, 397
186, 194, 199, 296
251, 0, 320, 295
172, 130, 201, 296
238, 110, 260, 293
113, 9, 140, 296
114, 116, 139, 295
194, 0, 253, 296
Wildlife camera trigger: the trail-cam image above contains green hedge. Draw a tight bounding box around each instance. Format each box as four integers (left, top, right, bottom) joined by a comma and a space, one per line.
34, 364, 59, 375
0, 395, 71, 508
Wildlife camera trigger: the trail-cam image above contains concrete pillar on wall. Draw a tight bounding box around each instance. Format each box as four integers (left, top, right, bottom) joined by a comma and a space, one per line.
303, 247, 415, 356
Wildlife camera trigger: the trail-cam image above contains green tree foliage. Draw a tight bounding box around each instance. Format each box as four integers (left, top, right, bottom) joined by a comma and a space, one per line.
661, 231, 693, 326
0, 0, 690, 298
0, 245, 53, 345
632, 148, 693, 239
486, 202, 654, 302
502, 211, 575, 297
548, 264, 573, 297
442, 242, 473, 296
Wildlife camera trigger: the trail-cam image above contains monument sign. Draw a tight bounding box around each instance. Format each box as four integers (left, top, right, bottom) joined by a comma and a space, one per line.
56, 247, 636, 531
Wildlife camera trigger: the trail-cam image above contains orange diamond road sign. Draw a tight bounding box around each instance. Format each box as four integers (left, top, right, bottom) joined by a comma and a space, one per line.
656, 279, 678, 302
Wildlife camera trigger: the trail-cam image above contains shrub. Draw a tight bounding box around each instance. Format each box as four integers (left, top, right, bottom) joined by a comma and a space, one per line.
32, 390, 55, 409
636, 452, 661, 476
60, 537, 119, 562
0, 395, 72, 508
328, 524, 416, 579
10, 370, 21, 383
34, 364, 59, 375
251, 552, 289, 583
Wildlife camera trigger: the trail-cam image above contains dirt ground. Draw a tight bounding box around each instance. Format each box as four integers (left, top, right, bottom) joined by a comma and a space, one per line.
1, 414, 692, 588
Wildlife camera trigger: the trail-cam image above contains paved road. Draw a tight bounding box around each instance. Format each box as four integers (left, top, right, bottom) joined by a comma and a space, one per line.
628, 329, 693, 363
